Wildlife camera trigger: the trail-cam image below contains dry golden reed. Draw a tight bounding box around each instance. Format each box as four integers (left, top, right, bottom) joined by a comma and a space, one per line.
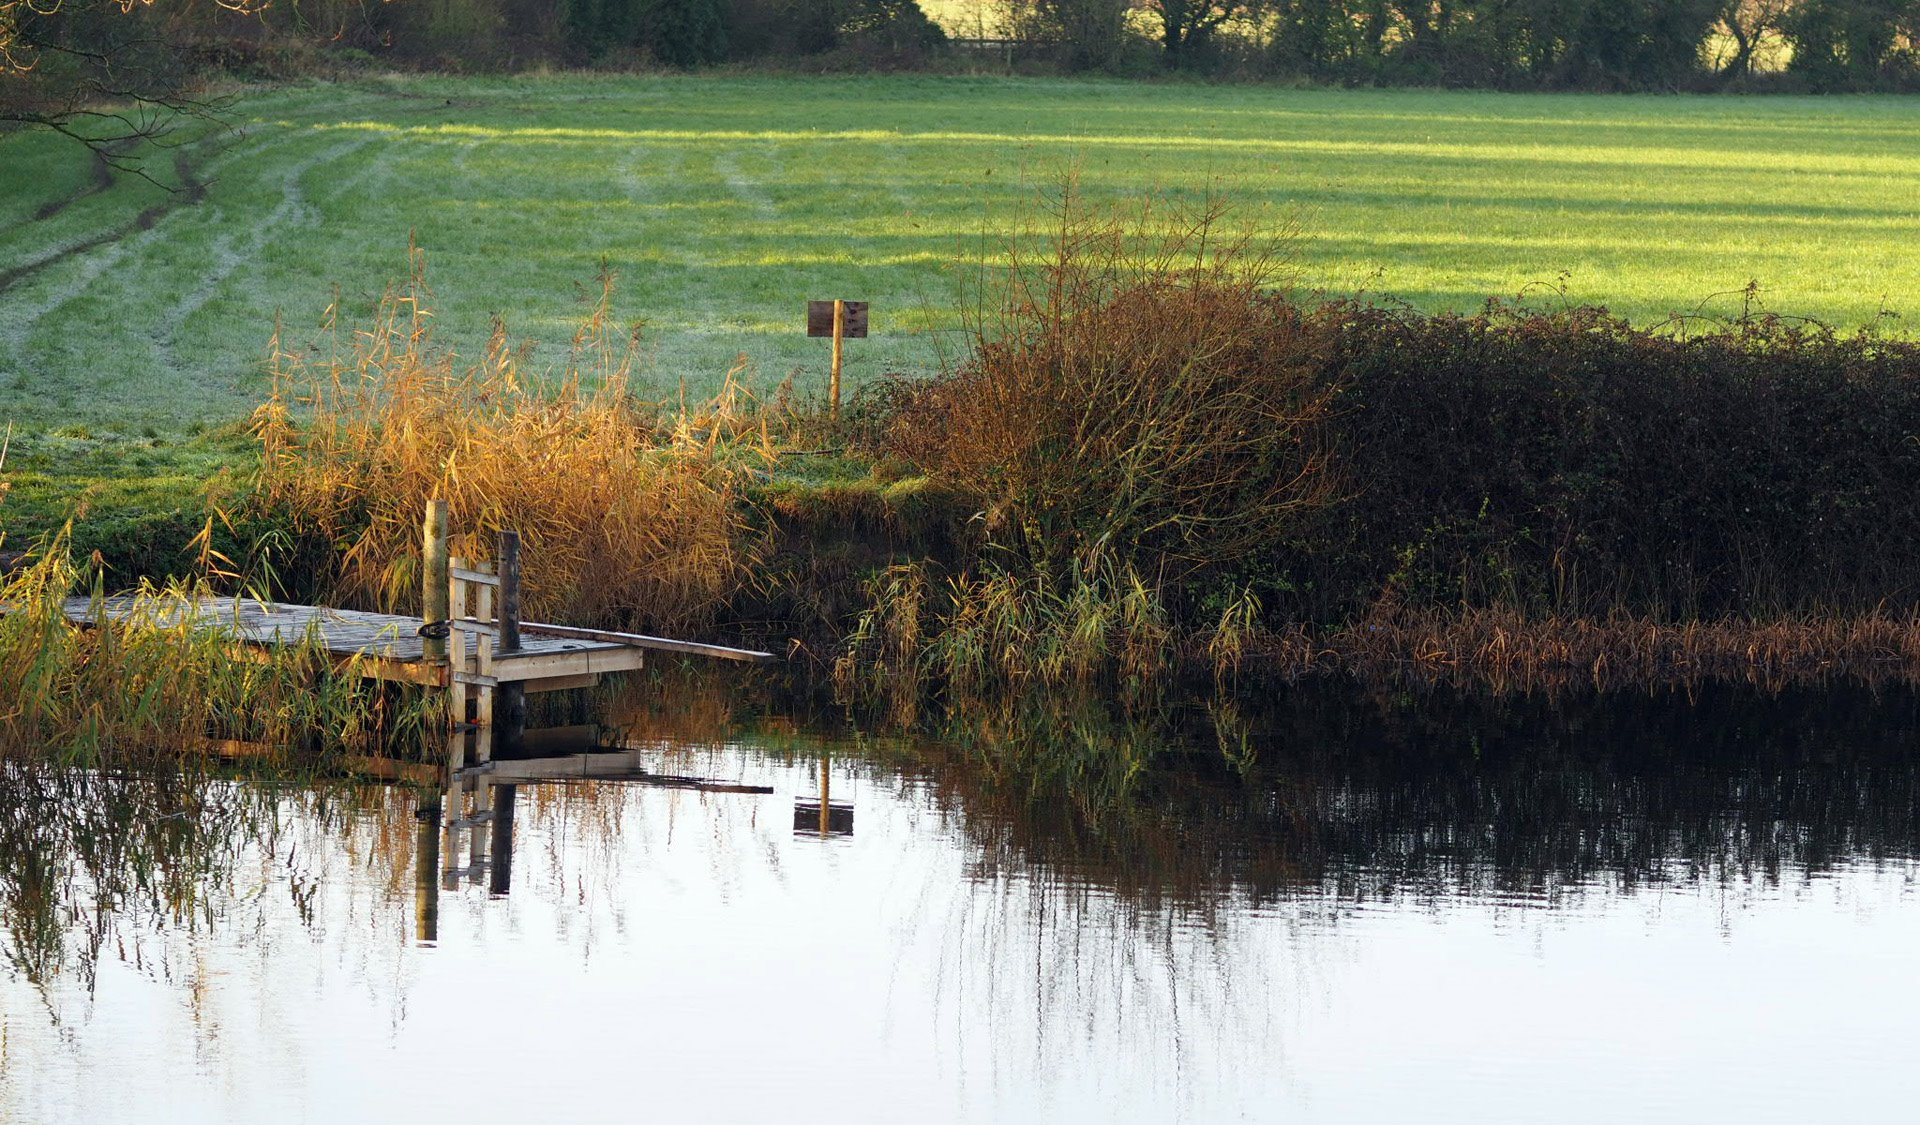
891, 183, 1335, 583
251, 248, 767, 631
1216, 605, 1920, 694
0, 529, 422, 760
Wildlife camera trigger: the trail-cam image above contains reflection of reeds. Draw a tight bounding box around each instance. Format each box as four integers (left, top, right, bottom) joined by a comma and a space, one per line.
896, 680, 1920, 916
252, 247, 765, 631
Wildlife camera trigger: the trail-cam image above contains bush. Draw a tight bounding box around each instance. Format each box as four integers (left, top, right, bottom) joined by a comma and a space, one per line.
1278, 300, 1920, 621
887, 189, 1336, 588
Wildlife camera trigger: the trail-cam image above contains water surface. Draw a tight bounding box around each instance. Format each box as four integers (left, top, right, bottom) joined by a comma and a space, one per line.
3, 683, 1918, 1122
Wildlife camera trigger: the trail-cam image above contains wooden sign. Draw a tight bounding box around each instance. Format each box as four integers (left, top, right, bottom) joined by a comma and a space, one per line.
807, 300, 868, 338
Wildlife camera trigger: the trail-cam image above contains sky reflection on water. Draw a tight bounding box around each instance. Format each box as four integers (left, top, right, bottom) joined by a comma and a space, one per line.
4, 685, 1920, 1123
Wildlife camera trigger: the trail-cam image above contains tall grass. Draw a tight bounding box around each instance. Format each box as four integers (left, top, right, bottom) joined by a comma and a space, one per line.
0, 530, 423, 761
835, 558, 1174, 714
252, 247, 767, 631
839, 189, 1334, 704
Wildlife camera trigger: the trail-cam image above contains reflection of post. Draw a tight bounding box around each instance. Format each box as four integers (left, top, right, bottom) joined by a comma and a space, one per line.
819, 752, 830, 837
416, 796, 441, 942
441, 784, 462, 890
488, 784, 517, 895
445, 553, 471, 889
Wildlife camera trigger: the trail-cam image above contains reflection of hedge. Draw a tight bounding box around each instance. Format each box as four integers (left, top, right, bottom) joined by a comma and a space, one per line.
1282, 303, 1920, 621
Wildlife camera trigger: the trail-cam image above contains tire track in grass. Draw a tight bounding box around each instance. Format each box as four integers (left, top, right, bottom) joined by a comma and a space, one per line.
0, 127, 314, 386
156, 136, 376, 335
0, 121, 304, 302
713, 150, 778, 221
149, 135, 379, 377
27, 139, 135, 223
0, 150, 208, 297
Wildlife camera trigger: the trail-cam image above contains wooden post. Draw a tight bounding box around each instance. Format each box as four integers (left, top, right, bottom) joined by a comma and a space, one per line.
422, 500, 449, 663
831, 298, 845, 422
495, 531, 526, 760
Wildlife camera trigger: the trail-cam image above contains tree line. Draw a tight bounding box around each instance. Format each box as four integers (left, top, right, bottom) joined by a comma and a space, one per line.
1005, 0, 1920, 89
1139, 0, 1920, 89
2, 0, 1917, 156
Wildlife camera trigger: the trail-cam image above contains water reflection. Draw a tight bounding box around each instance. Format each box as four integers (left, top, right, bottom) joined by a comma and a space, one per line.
2, 682, 1919, 1121
888, 681, 1920, 916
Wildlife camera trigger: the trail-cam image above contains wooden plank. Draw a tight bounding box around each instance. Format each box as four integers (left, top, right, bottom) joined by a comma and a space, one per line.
450, 566, 501, 587
807, 299, 868, 338
520, 621, 778, 664
55, 596, 712, 682
340, 653, 447, 687
486, 650, 597, 681
524, 673, 600, 694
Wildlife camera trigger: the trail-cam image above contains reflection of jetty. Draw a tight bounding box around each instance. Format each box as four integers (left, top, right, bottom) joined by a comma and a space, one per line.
59, 499, 785, 946
416, 499, 778, 928
420, 738, 779, 940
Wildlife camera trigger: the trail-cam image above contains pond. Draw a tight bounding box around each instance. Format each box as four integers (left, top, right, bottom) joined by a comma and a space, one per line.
3, 680, 1918, 1122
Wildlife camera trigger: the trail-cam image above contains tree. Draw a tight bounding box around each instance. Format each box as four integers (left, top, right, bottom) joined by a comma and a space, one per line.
1152, 0, 1243, 67
1785, 0, 1920, 87
1, 0, 250, 175
643, 0, 727, 63
1025, 0, 1128, 70
1712, 0, 1791, 78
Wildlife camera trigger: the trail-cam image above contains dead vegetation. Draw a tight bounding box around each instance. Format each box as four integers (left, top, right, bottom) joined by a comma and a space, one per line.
251, 247, 768, 633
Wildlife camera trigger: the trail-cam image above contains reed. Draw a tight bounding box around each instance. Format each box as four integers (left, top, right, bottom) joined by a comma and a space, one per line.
0, 529, 427, 762
251, 247, 766, 632
835, 557, 1176, 711
1208, 606, 1920, 694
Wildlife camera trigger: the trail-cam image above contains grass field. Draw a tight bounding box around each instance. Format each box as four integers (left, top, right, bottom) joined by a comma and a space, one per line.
4, 74, 1920, 438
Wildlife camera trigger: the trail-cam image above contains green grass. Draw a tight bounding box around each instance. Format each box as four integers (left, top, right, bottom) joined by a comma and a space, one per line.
0, 425, 257, 575
3, 74, 1920, 440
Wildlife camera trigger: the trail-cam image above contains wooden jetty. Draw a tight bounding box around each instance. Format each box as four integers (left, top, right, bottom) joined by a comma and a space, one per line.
58, 499, 776, 748
61, 594, 659, 689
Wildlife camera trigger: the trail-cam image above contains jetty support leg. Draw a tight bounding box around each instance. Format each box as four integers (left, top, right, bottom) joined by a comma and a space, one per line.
423, 499, 449, 663
494, 530, 526, 760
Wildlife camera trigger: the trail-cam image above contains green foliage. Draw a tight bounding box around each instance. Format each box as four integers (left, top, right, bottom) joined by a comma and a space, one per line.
8, 79, 1920, 436
0, 530, 433, 761
644, 0, 730, 64
1277, 300, 1920, 621
1786, 0, 1920, 88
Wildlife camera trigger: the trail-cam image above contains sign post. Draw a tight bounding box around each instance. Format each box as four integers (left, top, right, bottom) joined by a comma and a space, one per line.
807, 299, 869, 420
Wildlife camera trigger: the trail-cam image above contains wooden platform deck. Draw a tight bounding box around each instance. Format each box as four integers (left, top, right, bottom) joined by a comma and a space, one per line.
61, 596, 648, 688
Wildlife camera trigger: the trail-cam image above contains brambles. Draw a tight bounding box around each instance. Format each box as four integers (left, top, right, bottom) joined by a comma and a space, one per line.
1280, 301, 1920, 624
